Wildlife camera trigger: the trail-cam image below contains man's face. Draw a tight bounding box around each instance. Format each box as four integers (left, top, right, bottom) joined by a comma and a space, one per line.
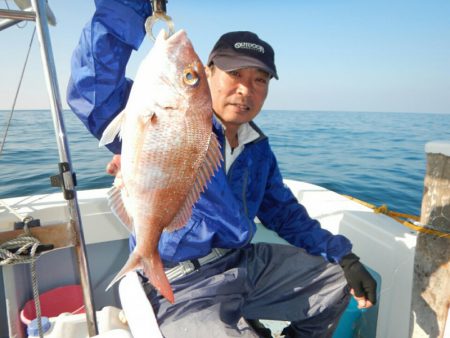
206, 66, 270, 130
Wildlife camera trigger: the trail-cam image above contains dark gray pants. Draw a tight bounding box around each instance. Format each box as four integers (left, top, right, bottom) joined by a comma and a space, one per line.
146, 243, 350, 338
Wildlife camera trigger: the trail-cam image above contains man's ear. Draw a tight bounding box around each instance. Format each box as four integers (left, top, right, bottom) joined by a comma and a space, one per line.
205, 66, 211, 79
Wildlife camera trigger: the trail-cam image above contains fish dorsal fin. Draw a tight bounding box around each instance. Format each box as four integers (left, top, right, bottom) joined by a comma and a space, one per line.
166, 133, 223, 231
99, 111, 125, 147
107, 185, 133, 233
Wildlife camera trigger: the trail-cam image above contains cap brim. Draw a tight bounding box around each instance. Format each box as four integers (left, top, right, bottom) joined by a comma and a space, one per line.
211, 54, 279, 80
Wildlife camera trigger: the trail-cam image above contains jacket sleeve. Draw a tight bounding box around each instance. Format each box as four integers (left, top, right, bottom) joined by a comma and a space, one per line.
257, 151, 352, 263
66, 0, 152, 154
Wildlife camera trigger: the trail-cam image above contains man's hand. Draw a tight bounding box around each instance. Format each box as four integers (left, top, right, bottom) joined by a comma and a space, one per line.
106, 154, 121, 176
340, 253, 377, 309
106, 154, 123, 187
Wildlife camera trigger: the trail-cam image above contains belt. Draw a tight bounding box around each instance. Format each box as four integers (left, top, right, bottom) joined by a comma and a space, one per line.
165, 248, 231, 282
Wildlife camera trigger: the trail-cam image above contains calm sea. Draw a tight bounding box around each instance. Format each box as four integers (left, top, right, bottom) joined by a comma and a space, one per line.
1, 109, 449, 216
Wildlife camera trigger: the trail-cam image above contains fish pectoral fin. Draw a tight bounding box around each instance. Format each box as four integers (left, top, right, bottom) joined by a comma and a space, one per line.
99, 111, 125, 147
107, 186, 133, 233
142, 109, 157, 125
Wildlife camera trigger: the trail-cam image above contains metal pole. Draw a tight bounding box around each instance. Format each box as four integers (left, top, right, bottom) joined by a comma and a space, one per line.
30, 0, 98, 335
0, 8, 35, 31
0, 8, 35, 21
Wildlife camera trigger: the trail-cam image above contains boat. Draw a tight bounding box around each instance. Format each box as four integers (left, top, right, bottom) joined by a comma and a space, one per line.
0, 1, 423, 337
1, 179, 418, 337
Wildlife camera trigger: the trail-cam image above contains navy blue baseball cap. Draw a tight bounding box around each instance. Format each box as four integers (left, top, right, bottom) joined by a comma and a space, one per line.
207, 31, 278, 80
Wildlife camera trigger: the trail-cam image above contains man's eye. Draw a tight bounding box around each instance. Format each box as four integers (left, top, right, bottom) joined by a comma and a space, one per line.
256, 78, 268, 84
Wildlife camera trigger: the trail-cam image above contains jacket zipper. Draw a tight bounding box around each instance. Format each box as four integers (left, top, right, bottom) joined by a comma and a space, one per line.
227, 154, 254, 247
241, 169, 254, 246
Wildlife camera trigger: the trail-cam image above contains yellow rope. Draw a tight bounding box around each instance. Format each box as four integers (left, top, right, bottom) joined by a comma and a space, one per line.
342, 195, 450, 239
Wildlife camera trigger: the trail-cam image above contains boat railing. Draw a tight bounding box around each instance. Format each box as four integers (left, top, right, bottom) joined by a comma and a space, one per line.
0, 0, 98, 336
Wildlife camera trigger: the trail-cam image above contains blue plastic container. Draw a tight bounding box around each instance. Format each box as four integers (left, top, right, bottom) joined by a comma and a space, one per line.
27, 317, 51, 337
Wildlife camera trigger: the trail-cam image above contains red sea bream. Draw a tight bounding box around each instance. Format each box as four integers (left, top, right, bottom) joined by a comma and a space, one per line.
99, 30, 222, 303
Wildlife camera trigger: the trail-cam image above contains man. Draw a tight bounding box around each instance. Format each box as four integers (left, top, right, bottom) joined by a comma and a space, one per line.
68, 1, 376, 337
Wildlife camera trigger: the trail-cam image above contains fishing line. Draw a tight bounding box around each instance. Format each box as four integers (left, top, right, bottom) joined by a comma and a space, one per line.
0, 25, 35, 156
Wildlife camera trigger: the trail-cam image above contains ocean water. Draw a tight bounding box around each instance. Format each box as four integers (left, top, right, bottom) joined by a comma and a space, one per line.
1, 109, 449, 216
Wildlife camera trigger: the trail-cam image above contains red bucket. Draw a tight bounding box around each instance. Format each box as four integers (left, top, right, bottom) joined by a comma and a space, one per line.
20, 285, 85, 325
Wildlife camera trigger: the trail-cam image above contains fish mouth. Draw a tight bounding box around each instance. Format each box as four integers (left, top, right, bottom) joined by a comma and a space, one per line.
166, 29, 188, 43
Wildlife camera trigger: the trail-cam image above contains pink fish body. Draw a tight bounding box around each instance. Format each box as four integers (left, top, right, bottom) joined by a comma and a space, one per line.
100, 30, 222, 303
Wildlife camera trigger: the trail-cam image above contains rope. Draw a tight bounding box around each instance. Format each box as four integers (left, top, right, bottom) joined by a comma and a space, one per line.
343, 195, 450, 239
0, 236, 40, 264
0, 227, 44, 337
0, 199, 28, 221
30, 242, 43, 338
0, 26, 36, 156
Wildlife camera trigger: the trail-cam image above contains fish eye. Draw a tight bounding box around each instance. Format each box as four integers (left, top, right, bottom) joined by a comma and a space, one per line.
183, 67, 199, 86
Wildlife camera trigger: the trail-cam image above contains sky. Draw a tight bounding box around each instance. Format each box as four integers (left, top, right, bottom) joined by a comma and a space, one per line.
1, 0, 449, 114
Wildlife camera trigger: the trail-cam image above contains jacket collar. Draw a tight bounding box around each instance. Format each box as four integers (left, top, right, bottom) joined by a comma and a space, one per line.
212, 115, 267, 145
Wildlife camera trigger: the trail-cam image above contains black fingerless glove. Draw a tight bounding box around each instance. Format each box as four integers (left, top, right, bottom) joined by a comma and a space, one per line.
340, 253, 377, 304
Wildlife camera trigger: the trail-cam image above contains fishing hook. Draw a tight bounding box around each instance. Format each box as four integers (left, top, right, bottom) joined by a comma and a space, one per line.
145, 0, 175, 41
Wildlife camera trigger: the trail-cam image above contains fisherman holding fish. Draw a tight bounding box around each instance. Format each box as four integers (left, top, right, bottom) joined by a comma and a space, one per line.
68, 1, 377, 337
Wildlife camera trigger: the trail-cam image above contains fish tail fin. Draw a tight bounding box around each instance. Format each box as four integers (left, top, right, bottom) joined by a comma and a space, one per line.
106, 251, 175, 304
106, 252, 141, 291
143, 253, 175, 304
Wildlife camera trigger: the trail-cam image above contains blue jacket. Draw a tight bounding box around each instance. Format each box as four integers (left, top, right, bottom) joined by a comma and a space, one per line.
67, 0, 352, 264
